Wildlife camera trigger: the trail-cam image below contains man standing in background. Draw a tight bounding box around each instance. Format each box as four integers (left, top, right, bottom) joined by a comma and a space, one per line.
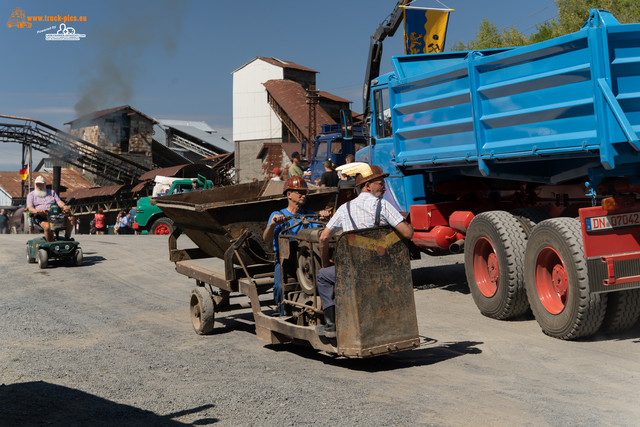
288, 152, 304, 178
0, 209, 8, 234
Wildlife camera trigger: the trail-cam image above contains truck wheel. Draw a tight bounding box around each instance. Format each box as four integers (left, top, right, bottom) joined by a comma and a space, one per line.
511, 207, 550, 238
296, 245, 320, 295
190, 287, 215, 335
37, 249, 48, 269
26, 246, 36, 263
600, 289, 640, 334
525, 218, 607, 339
464, 211, 529, 319
74, 248, 84, 266
151, 217, 174, 235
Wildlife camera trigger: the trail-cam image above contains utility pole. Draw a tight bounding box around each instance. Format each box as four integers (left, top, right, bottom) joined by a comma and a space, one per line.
306, 84, 319, 155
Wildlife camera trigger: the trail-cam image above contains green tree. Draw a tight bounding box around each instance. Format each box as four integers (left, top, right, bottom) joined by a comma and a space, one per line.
450, 0, 640, 51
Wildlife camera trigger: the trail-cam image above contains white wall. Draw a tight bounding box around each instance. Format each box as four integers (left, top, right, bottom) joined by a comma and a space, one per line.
233, 59, 283, 142
0, 188, 12, 206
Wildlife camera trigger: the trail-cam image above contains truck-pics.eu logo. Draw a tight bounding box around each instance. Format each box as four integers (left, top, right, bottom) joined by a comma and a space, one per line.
7, 7, 87, 41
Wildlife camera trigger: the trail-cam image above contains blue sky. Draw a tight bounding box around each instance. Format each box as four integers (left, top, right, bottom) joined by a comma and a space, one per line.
0, 0, 558, 172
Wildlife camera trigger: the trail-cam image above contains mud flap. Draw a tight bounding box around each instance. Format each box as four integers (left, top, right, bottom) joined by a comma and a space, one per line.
335, 227, 420, 357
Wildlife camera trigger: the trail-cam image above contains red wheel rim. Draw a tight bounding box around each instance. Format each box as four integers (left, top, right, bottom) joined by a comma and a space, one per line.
472, 237, 499, 298
535, 246, 568, 314
154, 224, 170, 235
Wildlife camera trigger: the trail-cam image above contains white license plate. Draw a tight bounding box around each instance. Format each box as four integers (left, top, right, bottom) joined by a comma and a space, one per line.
585, 212, 640, 232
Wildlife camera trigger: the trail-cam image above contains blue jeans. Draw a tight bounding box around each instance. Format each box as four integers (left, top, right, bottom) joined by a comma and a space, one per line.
273, 262, 285, 315
317, 266, 336, 310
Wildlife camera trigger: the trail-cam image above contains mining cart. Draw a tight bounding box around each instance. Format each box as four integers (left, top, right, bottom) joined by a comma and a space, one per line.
153, 180, 420, 358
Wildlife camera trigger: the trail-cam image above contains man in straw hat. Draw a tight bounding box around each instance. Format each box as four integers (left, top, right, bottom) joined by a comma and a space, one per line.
315, 164, 413, 338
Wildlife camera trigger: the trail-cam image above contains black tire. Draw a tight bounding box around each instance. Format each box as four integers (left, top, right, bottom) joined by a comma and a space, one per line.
464, 211, 529, 319
37, 249, 48, 269
600, 289, 640, 334
26, 246, 36, 263
74, 248, 84, 266
525, 218, 607, 339
511, 207, 551, 238
296, 245, 320, 296
190, 287, 215, 335
151, 217, 174, 235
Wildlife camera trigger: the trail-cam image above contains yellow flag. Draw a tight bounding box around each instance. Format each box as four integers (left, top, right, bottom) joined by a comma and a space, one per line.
403, 7, 453, 55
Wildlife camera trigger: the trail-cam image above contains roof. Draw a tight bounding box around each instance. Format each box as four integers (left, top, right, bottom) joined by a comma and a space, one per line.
0, 169, 93, 199
263, 80, 335, 137
166, 125, 233, 153
155, 119, 217, 133
231, 56, 318, 74
317, 91, 351, 104
138, 164, 214, 181
64, 105, 158, 126
65, 184, 126, 200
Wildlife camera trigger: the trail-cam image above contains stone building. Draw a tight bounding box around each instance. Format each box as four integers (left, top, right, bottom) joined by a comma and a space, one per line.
65, 105, 157, 172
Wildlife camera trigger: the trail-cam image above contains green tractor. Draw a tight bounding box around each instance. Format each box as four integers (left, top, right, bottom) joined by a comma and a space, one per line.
26, 203, 83, 269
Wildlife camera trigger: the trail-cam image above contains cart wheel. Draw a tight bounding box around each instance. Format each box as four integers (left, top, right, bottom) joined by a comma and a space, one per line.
297, 246, 320, 295
37, 249, 48, 269
74, 248, 83, 266
26, 246, 36, 263
190, 287, 215, 335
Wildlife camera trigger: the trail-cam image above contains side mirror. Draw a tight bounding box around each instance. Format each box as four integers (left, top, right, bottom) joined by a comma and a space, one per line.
341, 109, 354, 141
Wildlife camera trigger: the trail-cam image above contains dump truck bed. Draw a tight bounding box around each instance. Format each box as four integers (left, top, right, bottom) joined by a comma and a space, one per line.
388, 10, 640, 182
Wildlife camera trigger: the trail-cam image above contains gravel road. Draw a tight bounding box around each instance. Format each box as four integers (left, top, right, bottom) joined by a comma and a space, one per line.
2, 234, 640, 426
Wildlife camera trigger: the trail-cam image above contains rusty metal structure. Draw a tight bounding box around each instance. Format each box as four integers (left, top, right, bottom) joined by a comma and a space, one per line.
154, 181, 419, 358
0, 115, 150, 185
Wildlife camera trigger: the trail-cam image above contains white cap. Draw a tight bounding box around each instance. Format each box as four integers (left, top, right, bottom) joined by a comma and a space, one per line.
34, 176, 46, 184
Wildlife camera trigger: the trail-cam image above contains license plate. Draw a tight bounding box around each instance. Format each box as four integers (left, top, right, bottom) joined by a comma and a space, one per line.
585, 212, 640, 232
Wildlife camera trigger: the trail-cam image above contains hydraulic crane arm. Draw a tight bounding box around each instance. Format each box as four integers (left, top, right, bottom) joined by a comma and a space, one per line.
363, 0, 413, 123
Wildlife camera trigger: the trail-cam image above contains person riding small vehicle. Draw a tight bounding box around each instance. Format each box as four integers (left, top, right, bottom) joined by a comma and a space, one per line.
26, 202, 83, 269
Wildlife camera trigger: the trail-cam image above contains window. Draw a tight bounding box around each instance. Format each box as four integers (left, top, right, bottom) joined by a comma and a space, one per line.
374, 88, 392, 138
330, 141, 343, 155
315, 142, 328, 159
355, 141, 367, 152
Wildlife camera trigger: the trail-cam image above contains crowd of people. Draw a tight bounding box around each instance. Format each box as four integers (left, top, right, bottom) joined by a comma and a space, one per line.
88, 208, 136, 235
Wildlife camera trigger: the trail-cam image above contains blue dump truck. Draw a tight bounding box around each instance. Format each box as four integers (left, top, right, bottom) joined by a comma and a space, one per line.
353, 9, 640, 339
303, 124, 367, 184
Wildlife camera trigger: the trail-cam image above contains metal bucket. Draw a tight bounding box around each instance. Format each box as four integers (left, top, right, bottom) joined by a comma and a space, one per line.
153, 180, 336, 266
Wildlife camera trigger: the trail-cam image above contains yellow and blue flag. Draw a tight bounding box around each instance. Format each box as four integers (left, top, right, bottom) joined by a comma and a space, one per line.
403, 6, 453, 55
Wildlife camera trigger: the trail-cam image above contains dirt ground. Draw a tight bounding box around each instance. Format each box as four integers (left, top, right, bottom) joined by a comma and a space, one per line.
2, 234, 640, 426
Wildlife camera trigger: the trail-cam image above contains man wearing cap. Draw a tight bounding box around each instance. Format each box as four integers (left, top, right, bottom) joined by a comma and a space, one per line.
315, 164, 414, 338
288, 152, 304, 178
271, 168, 283, 181
26, 175, 75, 242
263, 176, 329, 316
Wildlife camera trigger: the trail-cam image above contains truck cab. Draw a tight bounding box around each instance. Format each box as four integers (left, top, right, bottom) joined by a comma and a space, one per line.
303, 124, 366, 184
133, 174, 213, 235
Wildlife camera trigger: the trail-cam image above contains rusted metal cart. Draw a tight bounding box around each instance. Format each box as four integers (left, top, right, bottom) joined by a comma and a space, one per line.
154, 180, 419, 358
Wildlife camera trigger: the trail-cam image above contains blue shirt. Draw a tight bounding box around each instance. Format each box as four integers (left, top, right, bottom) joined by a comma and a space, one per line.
268, 208, 319, 256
